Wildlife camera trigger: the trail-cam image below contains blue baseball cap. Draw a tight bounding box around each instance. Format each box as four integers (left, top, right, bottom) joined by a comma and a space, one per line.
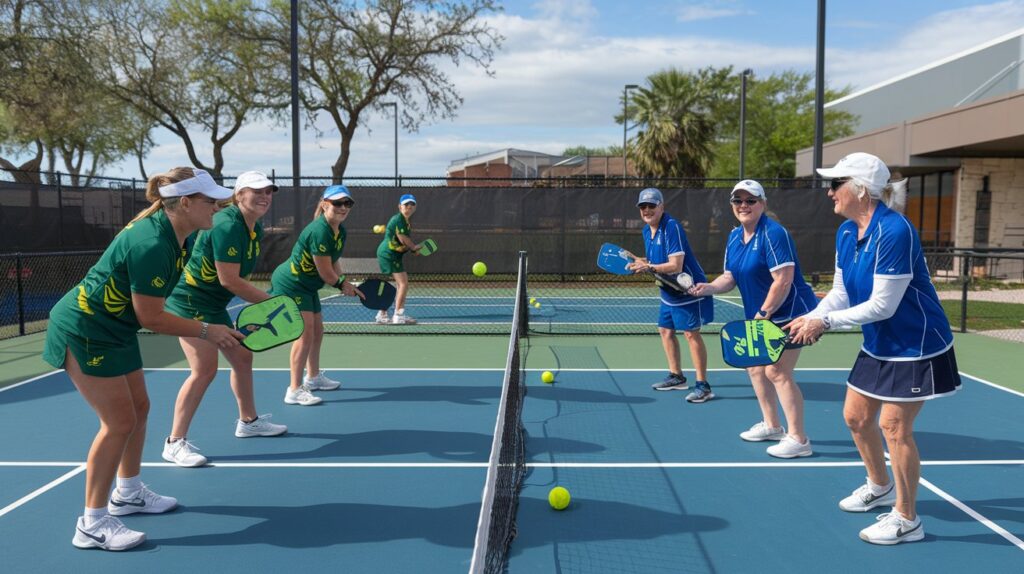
322, 185, 353, 202
399, 193, 417, 205
636, 188, 663, 206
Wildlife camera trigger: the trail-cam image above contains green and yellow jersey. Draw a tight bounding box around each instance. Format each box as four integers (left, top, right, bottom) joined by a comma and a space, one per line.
271, 214, 346, 293
376, 212, 411, 258
165, 205, 262, 321
47, 209, 186, 343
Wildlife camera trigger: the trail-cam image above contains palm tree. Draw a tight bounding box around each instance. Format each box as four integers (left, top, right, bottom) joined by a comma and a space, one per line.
626, 69, 717, 180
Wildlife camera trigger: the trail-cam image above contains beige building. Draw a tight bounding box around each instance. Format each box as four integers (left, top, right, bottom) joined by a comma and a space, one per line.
797, 28, 1024, 252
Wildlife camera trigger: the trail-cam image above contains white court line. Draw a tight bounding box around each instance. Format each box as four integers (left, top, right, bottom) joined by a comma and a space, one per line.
2, 460, 1021, 469
0, 370, 61, 393
961, 372, 1024, 399
919, 476, 1024, 551
0, 464, 85, 518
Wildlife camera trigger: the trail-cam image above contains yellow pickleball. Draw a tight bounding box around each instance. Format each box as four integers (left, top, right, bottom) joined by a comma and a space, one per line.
472, 261, 487, 277
548, 486, 571, 510
541, 371, 555, 384
373, 224, 384, 234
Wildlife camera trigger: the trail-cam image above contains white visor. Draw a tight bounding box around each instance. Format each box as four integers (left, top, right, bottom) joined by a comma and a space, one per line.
158, 169, 234, 200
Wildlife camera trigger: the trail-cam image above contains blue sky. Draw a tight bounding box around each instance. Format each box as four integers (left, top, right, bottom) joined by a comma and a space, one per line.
109, 0, 1024, 179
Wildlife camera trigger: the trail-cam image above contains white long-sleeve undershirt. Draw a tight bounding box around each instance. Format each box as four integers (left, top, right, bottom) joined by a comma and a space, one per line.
808, 267, 912, 329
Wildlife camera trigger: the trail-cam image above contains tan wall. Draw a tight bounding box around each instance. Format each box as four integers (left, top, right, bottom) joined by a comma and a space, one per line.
958, 158, 1024, 248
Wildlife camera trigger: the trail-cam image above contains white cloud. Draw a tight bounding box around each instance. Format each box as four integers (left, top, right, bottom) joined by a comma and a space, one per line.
677, 1, 751, 22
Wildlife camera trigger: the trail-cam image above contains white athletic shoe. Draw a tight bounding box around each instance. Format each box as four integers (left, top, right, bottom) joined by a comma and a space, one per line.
839, 480, 897, 512
72, 515, 145, 551
304, 370, 341, 391
162, 437, 207, 468
392, 312, 417, 325
859, 512, 924, 545
375, 312, 390, 324
235, 414, 288, 438
284, 384, 323, 406
766, 435, 813, 458
107, 484, 178, 516
739, 421, 786, 442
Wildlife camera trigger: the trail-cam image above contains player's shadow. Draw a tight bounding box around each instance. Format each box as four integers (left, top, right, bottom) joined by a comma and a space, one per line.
523, 386, 655, 405
0, 371, 76, 404
338, 384, 503, 406
916, 431, 1024, 460
211, 430, 603, 462
154, 498, 727, 550
917, 497, 1024, 546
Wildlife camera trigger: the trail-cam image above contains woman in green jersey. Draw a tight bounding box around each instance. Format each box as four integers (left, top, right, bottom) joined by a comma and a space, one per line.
375, 193, 425, 324
161, 171, 287, 468
42, 167, 242, 551
270, 185, 362, 406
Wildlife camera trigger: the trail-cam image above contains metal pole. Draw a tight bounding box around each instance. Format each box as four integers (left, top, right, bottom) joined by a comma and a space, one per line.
960, 254, 970, 333
739, 69, 752, 179
15, 253, 25, 336
623, 84, 638, 184
56, 172, 64, 248
290, 0, 301, 231
381, 102, 398, 186
812, 0, 826, 177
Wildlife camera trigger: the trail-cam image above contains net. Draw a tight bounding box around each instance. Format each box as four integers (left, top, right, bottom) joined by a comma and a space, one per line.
469, 251, 529, 574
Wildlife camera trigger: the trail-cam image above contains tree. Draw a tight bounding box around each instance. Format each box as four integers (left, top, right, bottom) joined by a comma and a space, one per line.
623, 68, 728, 179
75, 0, 286, 177
707, 70, 857, 179
238, 0, 502, 180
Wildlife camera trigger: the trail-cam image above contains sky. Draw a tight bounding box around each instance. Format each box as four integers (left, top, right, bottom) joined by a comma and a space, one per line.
100, 0, 1024, 179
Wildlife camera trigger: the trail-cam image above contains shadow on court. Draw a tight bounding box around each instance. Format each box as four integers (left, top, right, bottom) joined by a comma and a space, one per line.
209, 429, 604, 462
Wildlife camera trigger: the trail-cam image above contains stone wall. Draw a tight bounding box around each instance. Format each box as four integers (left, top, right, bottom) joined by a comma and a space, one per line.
958, 158, 1024, 248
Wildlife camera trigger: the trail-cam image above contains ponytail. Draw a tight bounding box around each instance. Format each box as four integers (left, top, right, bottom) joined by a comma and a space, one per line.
127, 167, 197, 225
881, 178, 908, 214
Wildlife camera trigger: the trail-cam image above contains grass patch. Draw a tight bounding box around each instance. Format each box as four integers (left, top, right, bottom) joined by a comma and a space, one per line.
941, 300, 1024, 331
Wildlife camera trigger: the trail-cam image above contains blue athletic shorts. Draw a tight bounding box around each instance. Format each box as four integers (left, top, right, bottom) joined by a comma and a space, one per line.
657, 297, 713, 332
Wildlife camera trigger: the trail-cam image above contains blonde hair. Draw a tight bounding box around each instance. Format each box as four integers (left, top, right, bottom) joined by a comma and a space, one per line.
849, 178, 908, 214
127, 167, 198, 225
313, 198, 327, 220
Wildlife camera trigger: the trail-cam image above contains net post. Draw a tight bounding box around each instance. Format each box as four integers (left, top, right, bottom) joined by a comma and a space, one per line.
518, 251, 528, 335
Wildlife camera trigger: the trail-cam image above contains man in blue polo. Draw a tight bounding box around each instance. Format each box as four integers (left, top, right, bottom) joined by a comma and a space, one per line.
629, 187, 716, 403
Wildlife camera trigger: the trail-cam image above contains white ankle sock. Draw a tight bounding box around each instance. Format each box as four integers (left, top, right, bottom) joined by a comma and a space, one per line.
868, 477, 891, 496
116, 475, 142, 494
83, 506, 106, 526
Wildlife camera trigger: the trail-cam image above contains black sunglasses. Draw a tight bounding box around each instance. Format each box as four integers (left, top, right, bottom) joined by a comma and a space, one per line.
829, 178, 850, 191
329, 199, 354, 208
637, 203, 658, 209
730, 198, 759, 206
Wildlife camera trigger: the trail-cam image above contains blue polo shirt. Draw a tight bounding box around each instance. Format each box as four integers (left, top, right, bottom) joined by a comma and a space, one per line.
835, 202, 953, 360
643, 212, 709, 306
724, 214, 818, 321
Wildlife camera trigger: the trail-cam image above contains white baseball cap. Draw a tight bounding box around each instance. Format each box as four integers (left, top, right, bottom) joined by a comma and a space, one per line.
731, 179, 765, 199
234, 170, 278, 193
816, 152, 891, 196
158, 168, 233, 200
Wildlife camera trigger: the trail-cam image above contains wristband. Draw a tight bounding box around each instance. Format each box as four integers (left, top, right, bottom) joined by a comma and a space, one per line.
756, 309, 769, 319
198, 321, 209, 340
334, 275, 346, 289
821, 315, 832, 330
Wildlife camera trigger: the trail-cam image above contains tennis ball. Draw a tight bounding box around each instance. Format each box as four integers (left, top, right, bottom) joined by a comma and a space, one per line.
533, 302, 541, 308
541, 370, 555, 384
529, 297, 537, 304
373, 225, 384, 234
472, 261, 487, 277
548, 486, 571, 510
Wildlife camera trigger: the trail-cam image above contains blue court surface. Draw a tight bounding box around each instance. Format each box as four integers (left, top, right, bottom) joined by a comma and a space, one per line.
1, 366, 1022, 572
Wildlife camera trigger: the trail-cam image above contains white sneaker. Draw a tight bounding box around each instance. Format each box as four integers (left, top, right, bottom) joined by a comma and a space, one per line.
284, 384, 323, 406
107, 484, 178, 516
375, 312, 390, 324
162, 437, 207, 468
304, 370, 341, 391
739, 421, 786, 442
392, 312, 417, 325
859, 512, 924, 545
766, 435, 813, 458
72, 515, 145, 551
235, 414, 288, 437
839, 480, 897, 512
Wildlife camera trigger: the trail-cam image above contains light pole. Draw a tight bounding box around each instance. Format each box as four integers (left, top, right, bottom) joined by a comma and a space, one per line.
739, 68, 752, 179
623, 84, 639, 183
381, 102, 398, 185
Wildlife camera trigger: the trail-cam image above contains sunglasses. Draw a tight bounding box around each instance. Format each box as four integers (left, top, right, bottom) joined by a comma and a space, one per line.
730, 198, 759, 206
328, 199, 354, 208
637, 203, 658, 209
829, 178, 850, 191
